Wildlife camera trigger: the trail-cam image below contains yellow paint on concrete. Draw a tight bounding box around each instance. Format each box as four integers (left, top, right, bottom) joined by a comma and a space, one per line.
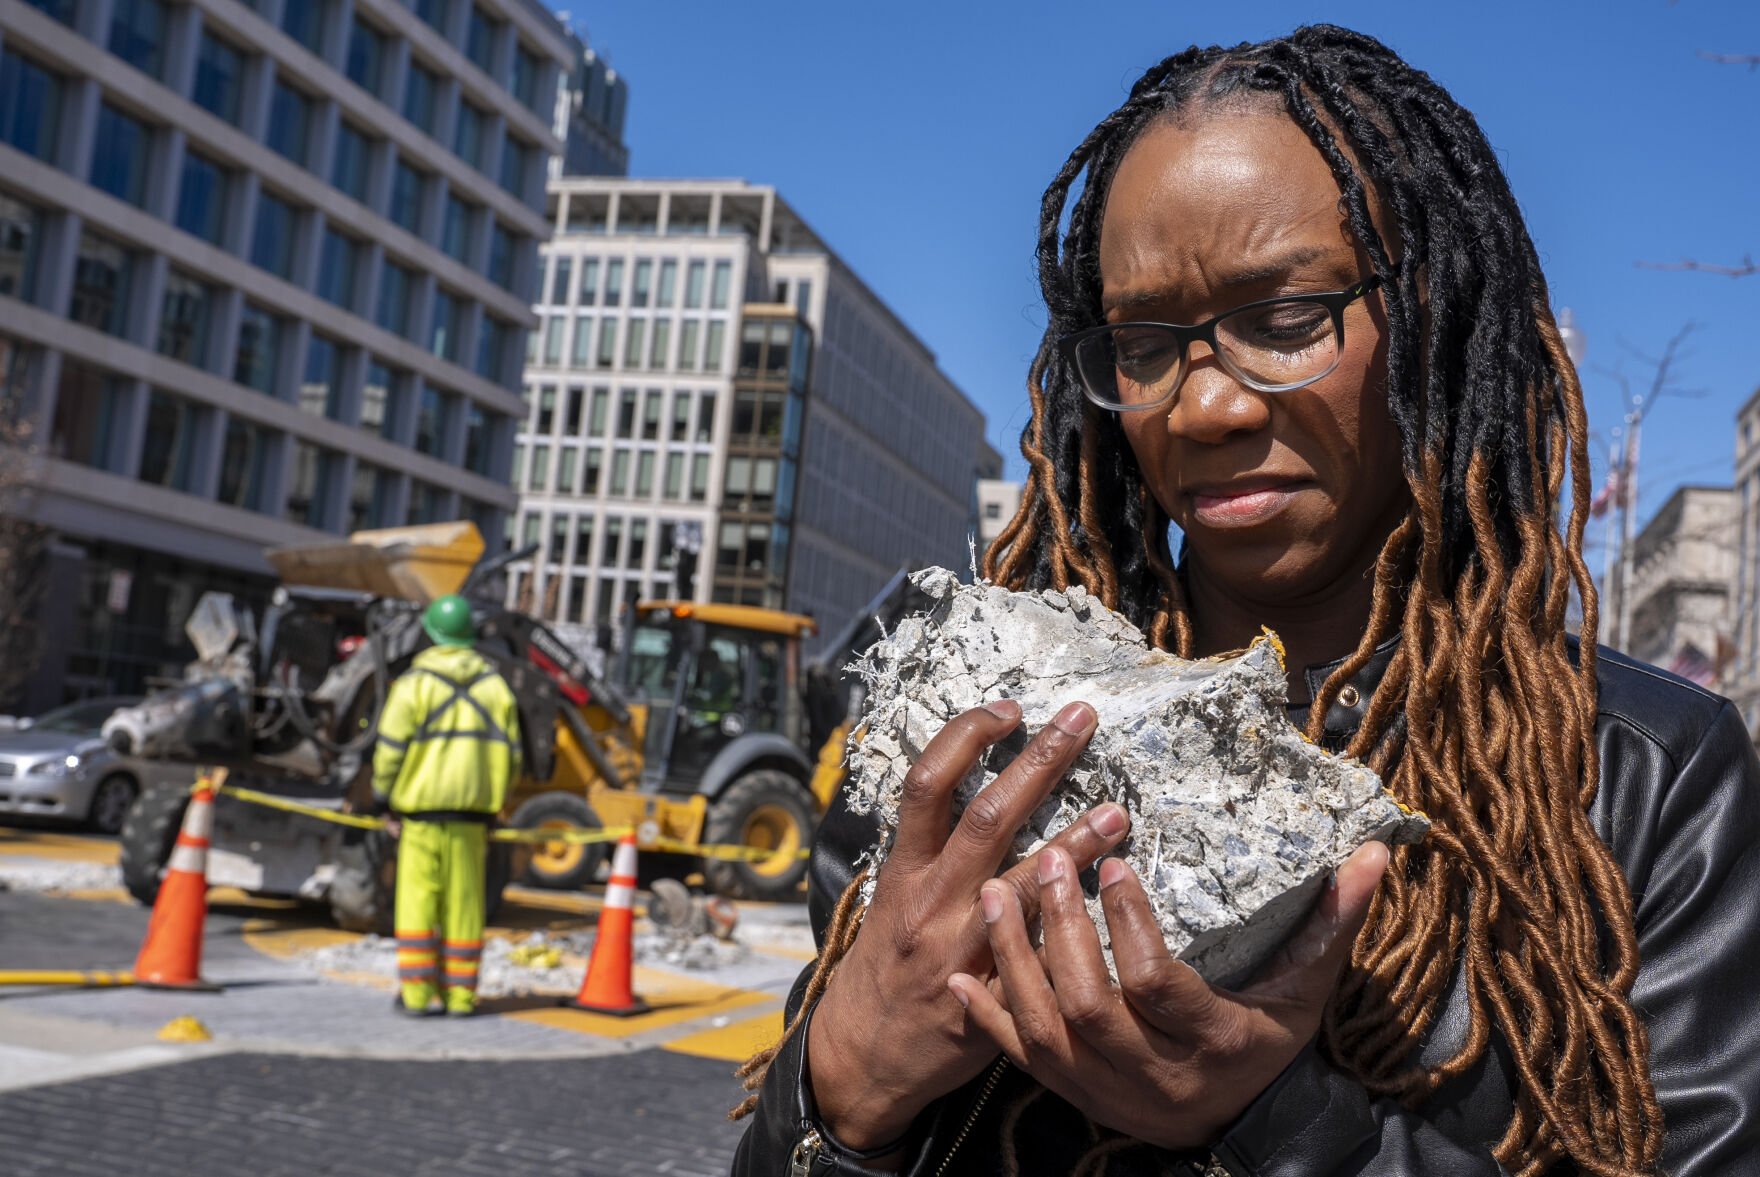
663, 1009, 786, 1063
60, 887, 130, 904
0, 829, 120, 864
506, 968, 768, 1038
156, 1015, 213, 1042
240, 918, 360, 961
750, 943, 816, 963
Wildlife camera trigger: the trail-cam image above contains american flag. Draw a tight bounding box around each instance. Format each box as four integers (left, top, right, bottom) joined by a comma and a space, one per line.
1667, 644, 1716, 688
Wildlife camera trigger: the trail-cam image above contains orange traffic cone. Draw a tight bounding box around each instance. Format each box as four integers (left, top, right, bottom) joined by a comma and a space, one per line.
133, 771, 223, 991
567, 832, 649, 1016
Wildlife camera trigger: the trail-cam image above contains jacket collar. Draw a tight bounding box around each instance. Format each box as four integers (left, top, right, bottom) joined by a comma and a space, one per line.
1299, 633, 1402, 744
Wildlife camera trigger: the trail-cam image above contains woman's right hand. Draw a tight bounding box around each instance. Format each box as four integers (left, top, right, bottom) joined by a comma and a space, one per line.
805, 697, 1126, 1153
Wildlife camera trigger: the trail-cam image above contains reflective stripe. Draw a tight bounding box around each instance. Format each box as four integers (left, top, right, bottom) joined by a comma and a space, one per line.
167, 844, 207, 875
604, 882, 635, 909
175, 835, 210, 850
377, 734, 407, 751
182, 797, 214, 841
410, 668, 513, 746
396, 951, 438, 962
399, 966, 439, 981
395, 929, 439, 941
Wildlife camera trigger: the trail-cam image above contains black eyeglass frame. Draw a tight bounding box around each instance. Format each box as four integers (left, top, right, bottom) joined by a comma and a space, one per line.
1059, 274, 1385, 412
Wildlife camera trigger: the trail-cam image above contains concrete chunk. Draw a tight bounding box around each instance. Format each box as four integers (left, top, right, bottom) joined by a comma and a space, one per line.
846, 568, 1428, 989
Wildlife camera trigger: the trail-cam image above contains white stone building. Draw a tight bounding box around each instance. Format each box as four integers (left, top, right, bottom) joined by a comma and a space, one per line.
1625, 484, 1735, 687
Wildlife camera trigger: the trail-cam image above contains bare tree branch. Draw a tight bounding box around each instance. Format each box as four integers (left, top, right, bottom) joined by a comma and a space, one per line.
1697, 50, 1760, 69
1636, 255, 1759, 277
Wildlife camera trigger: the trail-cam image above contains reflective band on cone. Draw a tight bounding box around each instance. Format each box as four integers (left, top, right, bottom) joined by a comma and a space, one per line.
566, 832, 648, 1016
133, 772, 224, 992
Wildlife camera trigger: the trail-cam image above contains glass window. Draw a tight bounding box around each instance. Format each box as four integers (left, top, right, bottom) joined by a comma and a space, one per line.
583, 447, 602, 493
407, 481, 446, 525
615, 389, 637, 439
280, 0, 325, 55
465, 7, 498, 74
389, 160, 428, 234
634, 453, 654, 499
704, 321, 726, 373
332, 122, 374, 204
542, 316, 563, 365
233, 302, 283, 394
0, 193, 44, 301
317, 228, 358, 309
641, 390, 662, 440
563, 385, 584, 434
90, 103, 151, 207
0, 50, 62, 163
669, 392, 691, 442
266, 80, 312, 166
649, 318, 672, 371
695, 392, 716, 442
376, 259, 414, 336
574, 515, 595, 562
512, 44, 543, 111
629, 518, 648, 567
550, 257, 572, 305
689, 453, 709, 502
22, 0, 75, 23
453, 100, 486, 170
429, 288, 462, 362
176, 151, 230, 244
663, 452, 683, 500
300, 332, 342, 420
488, 222, 516, 289
69, 230, 134, 338
588, 387, 609, 436
579, 258, 599, 305
571, 315, 593, 367
548, 513, 569, 564
677, 320, 699, 371
415, 385, 449, 457
349, 462, 387, 531
738, 322, 764, 375
710, 260, 732, 309
656, 260, 677, 307
345, 18, 384, 95
192, 31, 244, 123
597, 319, 616, 369
410, 0, 446, 32
499, 136, 529, 200
251, 190, 298, 280
683, 261, 705, 309
463, 403, 492, 475
109, 0, 168, 79
632, 260, 652, 308
795, 279, 813, 314
50, 362, 121, 470
284, 441, 333, 528
217, 417, 273, 511
475, 316, 509, 380
156, 269, 212, 367
604, 259, 624, 307
361, 360, 395, 438
527, 444, 549, 491
402, 61, 438, 136
624, 319, 646, 368
556, 446, 577, 494
536, 384, 555, 432
139, 389, 202, 492
609, 450, 629, 496
442, 195, 473, 263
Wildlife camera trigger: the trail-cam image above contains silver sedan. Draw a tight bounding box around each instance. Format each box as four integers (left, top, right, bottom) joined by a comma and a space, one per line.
0, 697, 146, 834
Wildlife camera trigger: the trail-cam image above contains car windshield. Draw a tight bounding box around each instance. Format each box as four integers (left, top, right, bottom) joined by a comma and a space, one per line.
31, 698, 135, 734
626, 621, 682, 699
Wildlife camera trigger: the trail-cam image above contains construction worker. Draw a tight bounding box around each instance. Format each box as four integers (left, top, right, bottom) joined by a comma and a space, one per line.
372, 594, 521, 1017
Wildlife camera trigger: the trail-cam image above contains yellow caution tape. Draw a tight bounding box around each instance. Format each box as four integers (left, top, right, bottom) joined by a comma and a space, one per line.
213, 784, 810, 862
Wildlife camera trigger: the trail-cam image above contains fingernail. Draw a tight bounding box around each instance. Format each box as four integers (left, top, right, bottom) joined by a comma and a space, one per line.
1053, 702, 1094, 736
1099, 857, 1130, 889
983, 699, 1019, 721
1038, 850, 1065, 884
947, 976, 971, 1008
980, 884, 1004, 924
1090, 804, 1127, 838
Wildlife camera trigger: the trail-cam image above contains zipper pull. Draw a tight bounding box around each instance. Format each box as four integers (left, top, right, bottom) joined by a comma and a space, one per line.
789, 1127, 825, 1177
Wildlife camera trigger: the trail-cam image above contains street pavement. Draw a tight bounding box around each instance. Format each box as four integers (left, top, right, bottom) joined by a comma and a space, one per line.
0, 829, 812, 1175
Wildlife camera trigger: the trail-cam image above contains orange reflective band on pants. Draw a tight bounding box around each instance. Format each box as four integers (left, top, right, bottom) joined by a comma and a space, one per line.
442, 941, 482, 992
396, 931, 440, 986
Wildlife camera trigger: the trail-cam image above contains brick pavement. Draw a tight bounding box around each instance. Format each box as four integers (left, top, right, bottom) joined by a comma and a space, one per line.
0, 1050, 750, 1177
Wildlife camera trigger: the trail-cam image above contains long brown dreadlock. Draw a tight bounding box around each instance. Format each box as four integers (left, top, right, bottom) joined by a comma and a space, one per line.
738, 26, 1661, 1177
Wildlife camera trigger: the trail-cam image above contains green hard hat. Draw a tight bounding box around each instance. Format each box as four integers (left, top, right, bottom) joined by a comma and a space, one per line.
422, 594, 475, 647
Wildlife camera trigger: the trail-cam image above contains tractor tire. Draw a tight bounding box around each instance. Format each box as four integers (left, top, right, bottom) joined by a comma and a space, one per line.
508, 793, 606, 892
702, 771, 815, 903
118, 786, 188, 906
328, 827, 514, 933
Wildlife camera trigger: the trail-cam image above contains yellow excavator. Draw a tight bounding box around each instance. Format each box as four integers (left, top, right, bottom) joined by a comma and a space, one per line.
107, 522, 908, 928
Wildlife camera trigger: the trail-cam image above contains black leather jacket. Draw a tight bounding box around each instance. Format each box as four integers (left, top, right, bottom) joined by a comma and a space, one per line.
732, 643, 1760, 1175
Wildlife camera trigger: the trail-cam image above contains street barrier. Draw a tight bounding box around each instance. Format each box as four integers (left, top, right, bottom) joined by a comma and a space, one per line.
134, 771, 223, 991
566, 832, 649, 1016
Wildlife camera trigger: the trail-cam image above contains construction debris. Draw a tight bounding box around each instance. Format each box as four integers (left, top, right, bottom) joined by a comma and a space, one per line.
846, 568, 1429, 988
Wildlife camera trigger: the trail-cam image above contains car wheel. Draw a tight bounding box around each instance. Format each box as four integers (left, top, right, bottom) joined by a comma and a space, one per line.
87, 774, 140, 836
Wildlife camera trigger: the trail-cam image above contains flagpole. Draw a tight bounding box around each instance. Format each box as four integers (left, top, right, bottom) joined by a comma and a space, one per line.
1616, 399, 1643, 653
1601, 431, 1621, 639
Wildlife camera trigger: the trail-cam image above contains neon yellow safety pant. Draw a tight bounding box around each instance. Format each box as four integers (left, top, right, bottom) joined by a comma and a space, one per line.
394, 820, 487, 1014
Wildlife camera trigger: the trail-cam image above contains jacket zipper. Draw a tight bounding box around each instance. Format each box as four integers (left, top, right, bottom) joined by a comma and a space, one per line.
934, 1058, 1010, 1177
790, 1125, 825, 1176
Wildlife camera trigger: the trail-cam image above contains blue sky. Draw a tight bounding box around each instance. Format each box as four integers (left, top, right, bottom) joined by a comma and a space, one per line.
566, 0, 1760, 553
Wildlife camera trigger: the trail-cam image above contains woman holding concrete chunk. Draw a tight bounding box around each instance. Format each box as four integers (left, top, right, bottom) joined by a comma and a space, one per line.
733, 24, 1759, 1177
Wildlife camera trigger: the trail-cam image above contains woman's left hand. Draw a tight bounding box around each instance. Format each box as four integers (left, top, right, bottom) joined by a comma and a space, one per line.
948, 839, 1388, 1151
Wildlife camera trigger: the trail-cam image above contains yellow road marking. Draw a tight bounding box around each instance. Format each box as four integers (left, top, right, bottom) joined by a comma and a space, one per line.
663, 1009, 785, 1062
506, 968, 767, 1038
0, 829, 120, 864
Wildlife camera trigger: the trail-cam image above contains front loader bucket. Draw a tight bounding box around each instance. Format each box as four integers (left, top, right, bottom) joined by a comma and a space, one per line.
265, 521, 485, 603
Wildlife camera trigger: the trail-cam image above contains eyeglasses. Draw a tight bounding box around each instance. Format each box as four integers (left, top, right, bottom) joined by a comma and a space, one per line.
1059, 276, 1383, 412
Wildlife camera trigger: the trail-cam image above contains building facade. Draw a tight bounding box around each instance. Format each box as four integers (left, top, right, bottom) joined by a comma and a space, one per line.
551, 37, 625, 178
510, 178, 987, 654
1729, 389, 1760, 736
0, 0, 577, 708
1624, 484, 1735, 686
976, 477, 1021, 557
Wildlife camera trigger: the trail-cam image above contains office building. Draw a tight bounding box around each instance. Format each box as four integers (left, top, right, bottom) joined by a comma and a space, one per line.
1624, 483, 1734, 687
510, 177, 987, 653
0, 0, 577, 707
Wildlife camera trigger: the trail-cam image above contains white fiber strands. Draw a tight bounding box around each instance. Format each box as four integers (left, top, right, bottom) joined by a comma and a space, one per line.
845, 568, 1429, 989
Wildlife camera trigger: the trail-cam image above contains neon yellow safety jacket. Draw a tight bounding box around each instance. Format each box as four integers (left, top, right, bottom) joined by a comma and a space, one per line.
371, 645, 522, 816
